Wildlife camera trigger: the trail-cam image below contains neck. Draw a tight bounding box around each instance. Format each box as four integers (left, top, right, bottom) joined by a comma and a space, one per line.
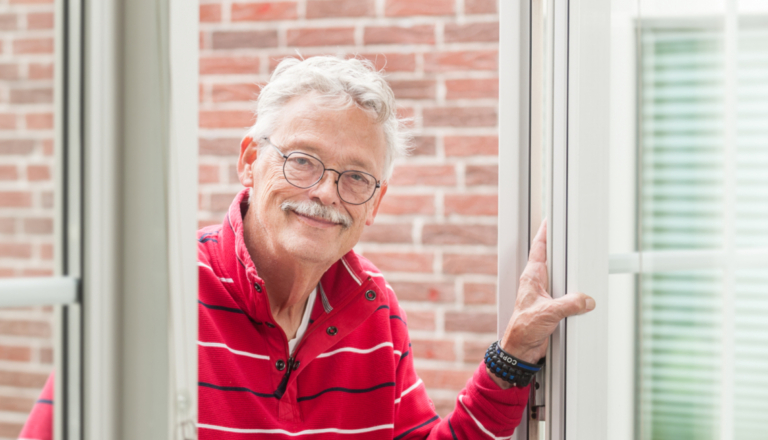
243, 205, 328, 335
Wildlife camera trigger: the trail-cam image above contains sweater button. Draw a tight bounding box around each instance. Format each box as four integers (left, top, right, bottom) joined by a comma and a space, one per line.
254, 283, 262, 293
276, 359, 285, 371
326, 326, 338, 336
365, 290, 376, 301
292, 360, 300, 370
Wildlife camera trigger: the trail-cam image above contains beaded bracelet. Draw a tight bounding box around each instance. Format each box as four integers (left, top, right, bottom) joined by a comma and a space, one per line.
484, 341, 543, 387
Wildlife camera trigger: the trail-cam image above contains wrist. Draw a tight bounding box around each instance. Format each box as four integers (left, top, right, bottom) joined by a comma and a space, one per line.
485, 366, 512, 390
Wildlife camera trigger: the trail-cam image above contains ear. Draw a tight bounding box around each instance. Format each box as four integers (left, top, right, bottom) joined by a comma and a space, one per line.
237, 136, 259, 188
365, 182, 388, 226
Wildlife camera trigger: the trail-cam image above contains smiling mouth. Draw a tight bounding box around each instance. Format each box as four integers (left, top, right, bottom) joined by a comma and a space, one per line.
292, 210, 341, 229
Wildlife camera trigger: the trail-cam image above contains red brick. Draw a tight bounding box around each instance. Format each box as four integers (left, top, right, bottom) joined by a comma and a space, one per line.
0, 192, 31, 207
389, 80, 435, 100
307, 0, 374, 18
358, 53, 415, 72
27, 12, 54, 29
0, 165, 17, 180
0, 320, 50, 337
232, 2, 297, 21
29, 62, 53, 79
378, 195, 434, 215
0, 63, 18, 80
42, 139, 54, 155
0, 113, 15, 129
417, 368, 473, 390
444, 194, 497, 216
466, 165, 497, 185
465, 282, 496, 304
363, 252, 433, 273
465, 0, 497, 14
24, 217, 53, 234
0, 370, 49, 388
359, 223, 411, 243
0, 243, 32, 258
424, 50, 497, 72
10, 0, 54, 3
200, 4, 221, 22
364, 25, 435, 45
212, 31, 278, 49
13, 38, 53, 54
444, 22, 499, 43
431, 397, 456, 418
411, 136, 436, 156
0, 139, 34, 154
463, 339, 490, 362
445, 78, 498, 99
388, 281, 454, 303
211, 83, 260, 102
385, 0, 453, 16
228, 164, 240, 183
411, 339, 455, 361
198, 219, 220, 229
390, 165, 455, 186
443, 253, 497, 275
423, 107, 496, 127
445, 311, 496, 333
401, 310, 435, 330
0, 422, 23, 439
200, 138, 240, 155
210, 192, 238, 212
41, 191, 54, 208
199, 164, 219, 184
11, 87, 53, 104
200, 56, 260, 75
26, 113, 54, 129
0, 345, 31, 362
0, 218, 14, 234
444, 135, 498, 156
40, 243, 53, 260
23, 268, 54, 277
422, 224, 497, 245
199, 110, 254, 129
286, 27, 354, 47
0, 14, 17, 31
40, 347, 53, 363
0, 395, 34, 412
27, 164, 50, 181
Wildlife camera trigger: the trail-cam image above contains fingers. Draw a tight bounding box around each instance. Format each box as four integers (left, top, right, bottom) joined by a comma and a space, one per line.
528, 219, 548, 264
551, 292, 595, 319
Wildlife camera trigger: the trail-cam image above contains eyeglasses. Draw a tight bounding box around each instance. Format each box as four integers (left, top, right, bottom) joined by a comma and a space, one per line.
263, 137, 381, 205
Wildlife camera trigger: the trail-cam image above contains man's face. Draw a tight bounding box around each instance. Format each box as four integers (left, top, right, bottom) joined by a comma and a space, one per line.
238, 96, 388, 266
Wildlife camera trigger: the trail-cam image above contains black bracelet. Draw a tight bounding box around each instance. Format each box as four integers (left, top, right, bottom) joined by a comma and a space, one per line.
484, 341, 543, 387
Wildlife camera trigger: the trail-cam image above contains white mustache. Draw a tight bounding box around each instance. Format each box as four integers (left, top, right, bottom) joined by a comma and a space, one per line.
281, 200, 353, 229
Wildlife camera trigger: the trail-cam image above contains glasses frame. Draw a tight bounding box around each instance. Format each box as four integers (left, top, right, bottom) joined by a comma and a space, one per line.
263, 137, 382, 205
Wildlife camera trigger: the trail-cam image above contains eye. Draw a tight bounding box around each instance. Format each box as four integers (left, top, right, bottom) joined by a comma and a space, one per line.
347, 172, 370, 185
294, 157, 310, 166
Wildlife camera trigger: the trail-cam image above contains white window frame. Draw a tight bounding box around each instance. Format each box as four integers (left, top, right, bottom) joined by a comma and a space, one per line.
0, 0, 199, 438
499, 0, 610, 439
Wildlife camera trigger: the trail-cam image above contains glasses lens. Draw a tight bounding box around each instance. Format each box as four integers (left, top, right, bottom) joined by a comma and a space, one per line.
284, 153, 323, 188
338, 171, 376, 204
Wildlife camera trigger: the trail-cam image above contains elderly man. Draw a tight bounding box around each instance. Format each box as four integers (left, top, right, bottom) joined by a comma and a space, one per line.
20, 56, 594, 439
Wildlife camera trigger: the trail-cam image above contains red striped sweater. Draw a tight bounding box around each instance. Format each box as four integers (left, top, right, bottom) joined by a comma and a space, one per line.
20, 189, 528, 439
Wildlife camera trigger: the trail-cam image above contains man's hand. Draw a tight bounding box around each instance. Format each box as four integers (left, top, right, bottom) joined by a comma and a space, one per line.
488, 220, 595, 389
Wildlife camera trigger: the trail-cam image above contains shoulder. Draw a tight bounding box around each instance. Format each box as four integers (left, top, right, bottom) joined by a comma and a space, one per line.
197, 224, 221, 263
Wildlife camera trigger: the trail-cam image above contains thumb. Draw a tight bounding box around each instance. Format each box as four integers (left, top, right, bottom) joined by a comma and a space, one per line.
551, 292, 595, 319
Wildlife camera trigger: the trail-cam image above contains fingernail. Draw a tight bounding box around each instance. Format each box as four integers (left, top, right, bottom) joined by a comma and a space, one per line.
585, 298, 596, 311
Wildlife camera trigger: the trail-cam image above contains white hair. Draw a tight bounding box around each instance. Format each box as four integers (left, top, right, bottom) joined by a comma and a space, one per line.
245, 56, 411, 181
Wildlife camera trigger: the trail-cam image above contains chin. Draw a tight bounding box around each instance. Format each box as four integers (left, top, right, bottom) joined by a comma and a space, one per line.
280, 233, 343, 264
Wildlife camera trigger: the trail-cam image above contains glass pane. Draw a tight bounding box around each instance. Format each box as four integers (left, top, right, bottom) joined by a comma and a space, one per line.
608, 0, 768, 439
0, 0, 59, 437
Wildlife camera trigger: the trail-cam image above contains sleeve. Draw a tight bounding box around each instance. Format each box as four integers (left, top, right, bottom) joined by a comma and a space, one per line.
393, 332, 529, 439
17, 372, 54, 440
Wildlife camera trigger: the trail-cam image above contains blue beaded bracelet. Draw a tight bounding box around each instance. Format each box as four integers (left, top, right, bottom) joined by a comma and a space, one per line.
484, 341, 543, 387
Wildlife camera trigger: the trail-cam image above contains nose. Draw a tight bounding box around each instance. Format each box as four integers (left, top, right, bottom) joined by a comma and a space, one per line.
307, 170, 340, 206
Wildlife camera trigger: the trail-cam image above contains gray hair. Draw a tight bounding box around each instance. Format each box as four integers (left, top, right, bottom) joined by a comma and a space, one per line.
245, 56, 410, 181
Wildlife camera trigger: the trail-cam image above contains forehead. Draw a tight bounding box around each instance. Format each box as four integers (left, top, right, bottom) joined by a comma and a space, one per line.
272, 96, 387, 174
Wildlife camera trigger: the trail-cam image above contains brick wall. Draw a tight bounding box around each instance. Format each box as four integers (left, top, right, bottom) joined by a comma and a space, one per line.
0, 0, 57, 438
199, 0, 500, 416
